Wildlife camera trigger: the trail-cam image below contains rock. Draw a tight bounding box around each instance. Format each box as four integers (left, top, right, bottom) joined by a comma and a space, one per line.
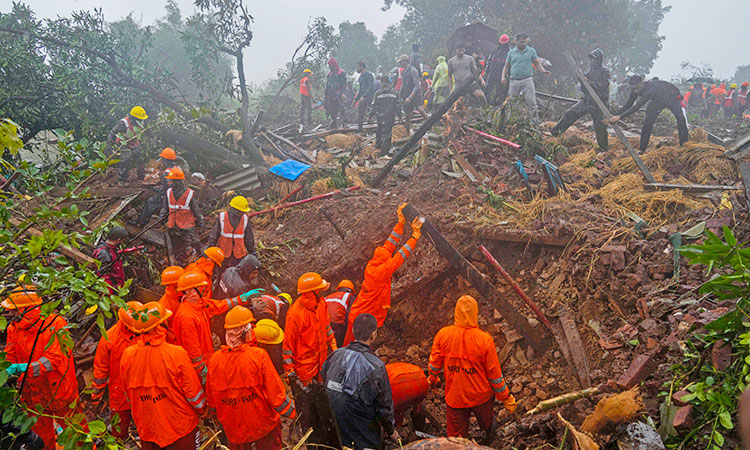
711, 340, 733, 372
610, 247, 626, 271
671, 390, 691, 406
550, 272, 567, 290
639, 318, 658, 331
406, 345, 420, 359
535, 388, 548, 401
616, 354, 655, 389
673, 405, 694, 431
617, 421, 666, 450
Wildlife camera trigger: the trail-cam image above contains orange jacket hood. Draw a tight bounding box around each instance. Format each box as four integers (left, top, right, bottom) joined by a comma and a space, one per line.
298, 291, 321, 310
454, 295, 478, 328
371, 246, 392, 265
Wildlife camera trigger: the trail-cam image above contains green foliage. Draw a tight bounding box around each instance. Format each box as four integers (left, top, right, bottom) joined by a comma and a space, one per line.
661, 226, 749, 448
478, 186, 507, 210
0, 122, 128, 449
734, 65, 750, 85
335, 22, 381, 73
0, 119, 23, 156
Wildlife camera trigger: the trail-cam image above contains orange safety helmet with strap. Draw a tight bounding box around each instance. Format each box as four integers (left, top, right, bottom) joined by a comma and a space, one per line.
166, 187, 196, 229
217, 211, 249, 259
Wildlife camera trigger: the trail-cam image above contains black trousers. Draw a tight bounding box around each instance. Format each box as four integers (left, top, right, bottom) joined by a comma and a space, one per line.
328, 391, 383, 450
137, 193, 162, 226
551, 99, 609, 150
376, 118, 394, 155
118, 147, 144, 181
326, 97, 342, 128
357, 98, 372, 132
168, 227, 203, 265
291, 381, 341, 448
300, 95, 312, 126
484, 75, 507, 106
640, 98, 689, 152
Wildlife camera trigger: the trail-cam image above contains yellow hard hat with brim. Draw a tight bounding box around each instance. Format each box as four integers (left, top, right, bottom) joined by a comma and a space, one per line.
255, 319, 284, 344
229, 195, 251, 212
130, 106, 148, 120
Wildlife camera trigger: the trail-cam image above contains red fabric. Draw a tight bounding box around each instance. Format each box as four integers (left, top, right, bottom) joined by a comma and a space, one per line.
446, 396, 494, 437
6, 309, 78, 413
227, 424, 282, 450
217, 211, 249, 260
120, 328, 205, 447
738, 88, 749, 106
159, 285, 182, 344
141, 428, 200, 450
300, 77, 311, 97
328, 57, 343, 76
253, 295, 285, 321
724, 89, 736, 108
207, 344, 294, 444
116, 116, 140, 149
94, 243, 125, 289
30, 405, 80, 449
93, 321, 137, 411
167, 188, 196, 229
282, 292, 335, 382
428, 296, 509, 409
395, 67, 405, 91
387, 362, 428, 426
345, 222, 416, 344
111, 409, 132, 441
324, 290, 353, 325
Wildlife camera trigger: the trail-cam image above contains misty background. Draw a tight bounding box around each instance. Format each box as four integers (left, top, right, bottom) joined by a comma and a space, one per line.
7, 0, 748, 83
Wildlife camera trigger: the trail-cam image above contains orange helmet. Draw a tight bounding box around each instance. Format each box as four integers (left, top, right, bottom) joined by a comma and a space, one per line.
337, 280, 354, 291
2, 285, 42, 309
204, 247, 225, 267
224, 305, 255, 329
130, 302, 172, 334
161, 266, 184, 286
297, 272, 329, 294
743, 81, 749, 87
177, 271, 209, 292
159, 147, 177, 160
118, 301, 143, 329
165, 167, 185, 180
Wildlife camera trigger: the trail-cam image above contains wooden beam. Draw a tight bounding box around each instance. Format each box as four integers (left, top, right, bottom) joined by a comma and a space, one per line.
90, 193, 139, 230
644, 182, 741, 193
124, 224, 166, 247
10, 219, 95, 265
455, 225, 572, 247
403, 204, 550, 354
559, 309, 591, 388
725, 131, 750, 160
371, 74, 480, 187
267, 130, 315, 163
563, 51, 656, 184
740, 162, 750, 208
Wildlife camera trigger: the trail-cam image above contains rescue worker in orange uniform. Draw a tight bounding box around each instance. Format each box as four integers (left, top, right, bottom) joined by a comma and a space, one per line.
710, 83, 726, 116
737, 81, 750, 117
208, 196, 255, 269
724, 83, 738, 118
324, 280, 356, 347
207, 306, 296, 450
137, 147, 186, 227
161, 166, 203, 265
344, 203, 422, 345
173, 271, 260, 381
120, 302, 207, 450
283, 272, 338, 447
300, 69, 313, 126
251, 293, 292, 372
106, 106, 149, 182
159, 266, 184, 344
185, 247, 224, 299
428, 295, 517, 442
3, 285, 80, 449
387, 362, 430, 430
92, 301, 142, 441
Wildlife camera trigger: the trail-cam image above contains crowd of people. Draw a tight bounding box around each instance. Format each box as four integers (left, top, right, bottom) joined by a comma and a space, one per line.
4, 195, 516, 450
684, 81, 750, 119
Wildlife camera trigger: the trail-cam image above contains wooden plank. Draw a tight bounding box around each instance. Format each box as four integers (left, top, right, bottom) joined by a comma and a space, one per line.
559, 309, 591, 388
371, 74, 480, 187
456, 225, 572, 247
267, 130, 315, 163
10, 219, 95, 265
725, 132, 750, 160
403, 204, 550, 354
644, 182, 741, 193
90, 193, 139, 230
563, 51, 656, 184
260, 132, 294, 160
740, 162, 750, 208
123, 224, 166, 247
49, 186, 148, 198
134, 285, 163, 303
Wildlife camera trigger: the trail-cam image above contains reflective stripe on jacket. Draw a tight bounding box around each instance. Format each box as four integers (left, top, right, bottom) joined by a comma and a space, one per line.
300, 76, 311, 96
207, 343, 295, 444
217, 211, 249, 259
167, 188, 196, 229
120, 327, 205, 447
93, 321, 137, 411
324, 291, 353, 325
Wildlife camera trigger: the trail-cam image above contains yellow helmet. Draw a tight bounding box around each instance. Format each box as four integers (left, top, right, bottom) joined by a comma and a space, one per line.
303, 69, 312, 74
422, 71, 429, 77
731, 83, 738, 89
279, 293, 292, 304
129, 106, 148, 120
255, 319, 284, 344
229, 195, 251, 212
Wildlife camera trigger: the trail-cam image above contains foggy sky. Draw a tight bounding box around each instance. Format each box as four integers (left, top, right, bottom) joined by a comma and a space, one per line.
4, 0, 748, 83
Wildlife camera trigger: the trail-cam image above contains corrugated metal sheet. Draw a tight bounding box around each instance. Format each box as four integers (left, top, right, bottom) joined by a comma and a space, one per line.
212, 165, 261, 192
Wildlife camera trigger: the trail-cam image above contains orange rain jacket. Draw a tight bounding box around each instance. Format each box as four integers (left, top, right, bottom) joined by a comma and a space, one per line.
282, 292, 337, 382
159, 284, 182, 344
344, 222, 417, 344
185, 257, 216, 298
207, 342, 296, 444
428, 295, 510, 409
92, 321, 137, 411
387, 362, 429, 426
121, 326, 206, 447
173, 289, 240, 375
6, 308, 78, 412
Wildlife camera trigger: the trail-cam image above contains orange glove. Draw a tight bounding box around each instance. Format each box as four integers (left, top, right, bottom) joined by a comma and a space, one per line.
411, 216, 424, 239
502, 394, 517, 414
427, 374, 441, 388
91, 390, 103, 405
397, 202, 408, 224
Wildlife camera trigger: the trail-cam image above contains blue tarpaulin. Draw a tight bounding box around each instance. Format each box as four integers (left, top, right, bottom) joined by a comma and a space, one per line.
269, 159, 311, 181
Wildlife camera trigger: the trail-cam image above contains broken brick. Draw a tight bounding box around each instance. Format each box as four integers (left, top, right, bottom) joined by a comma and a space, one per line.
672, 390, 691, 406
711, 340, 733, 372
616, 354, 655, 389
610, 248, 626, 271
673, 405, 694, 431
